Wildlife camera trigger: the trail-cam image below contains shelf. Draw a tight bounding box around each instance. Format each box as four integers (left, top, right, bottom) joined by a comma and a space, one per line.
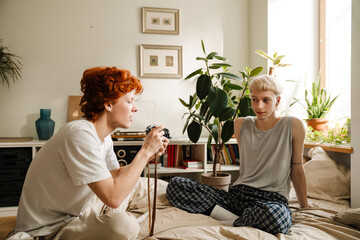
147, 167, 204, 174
206, 164, 239, 172
304, 142, 353, 154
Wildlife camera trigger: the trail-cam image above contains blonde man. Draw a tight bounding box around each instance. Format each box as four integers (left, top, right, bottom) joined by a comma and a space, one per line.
167, 74, 308, 234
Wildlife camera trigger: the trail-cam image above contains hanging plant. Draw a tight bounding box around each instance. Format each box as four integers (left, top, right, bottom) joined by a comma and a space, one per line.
0, 40, 23, 87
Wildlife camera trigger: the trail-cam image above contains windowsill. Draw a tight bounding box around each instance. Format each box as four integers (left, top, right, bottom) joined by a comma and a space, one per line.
304, 142, 353, 154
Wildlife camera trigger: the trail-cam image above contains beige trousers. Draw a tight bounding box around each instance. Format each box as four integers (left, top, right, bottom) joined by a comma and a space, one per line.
50, 188, 140, 240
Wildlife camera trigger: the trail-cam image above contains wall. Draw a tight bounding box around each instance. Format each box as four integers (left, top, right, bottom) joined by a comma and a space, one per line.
0, 0, 250, 138
351, 0, 360, 208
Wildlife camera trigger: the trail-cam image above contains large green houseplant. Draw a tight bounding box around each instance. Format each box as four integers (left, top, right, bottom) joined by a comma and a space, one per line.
0, 40, 22, 87
290, 74, 338, 131
180, 41, 262, 183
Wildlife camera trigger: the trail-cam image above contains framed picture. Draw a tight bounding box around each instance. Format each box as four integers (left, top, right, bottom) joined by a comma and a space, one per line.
140, 44, 183, 78
141, 7, 179, 35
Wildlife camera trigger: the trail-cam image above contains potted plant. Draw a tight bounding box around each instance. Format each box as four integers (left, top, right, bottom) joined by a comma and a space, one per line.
179, 40, 262, 190
290, 74, 339, 132
255, 50, 291, 77
0, 40, 22, 87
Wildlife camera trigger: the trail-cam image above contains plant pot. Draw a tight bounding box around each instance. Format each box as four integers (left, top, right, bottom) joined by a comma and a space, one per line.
306, 118, 329, 132
201, 172, 231, 191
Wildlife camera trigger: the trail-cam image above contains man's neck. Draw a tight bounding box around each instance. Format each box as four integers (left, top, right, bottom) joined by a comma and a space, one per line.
255, 115, 281, 130
93, 114, 114, 141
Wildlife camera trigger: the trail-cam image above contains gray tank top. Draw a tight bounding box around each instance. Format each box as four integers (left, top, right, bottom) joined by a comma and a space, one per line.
233, 116, 293, 200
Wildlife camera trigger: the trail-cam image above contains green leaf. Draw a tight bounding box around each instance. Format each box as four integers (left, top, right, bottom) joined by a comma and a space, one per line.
255, 50, 275, 62
217, 72, 242, 81
214, 55, 227, 61
219, 107, 235, 121
201, 40, 206, 54
185, 68, 203, 80
250, 66, 263, 77
276, 55, 285, 60
209, 123, 219, 143
204, 110, 213, 124
196, 57, 208, 62
209, 63, 231, 69
199, 101, 209, 116
206, 52, 218, 59
182, 115, 191, 134
192, 113, 205, 121
223, 82, 243, 90
187, 121, 202, 143
196, 75, 212, 100
239, 97, 251, 117
179, 98, 189, 108
189, 94, 198, 108
221, 120, 234, 142
207, 87, 228, 117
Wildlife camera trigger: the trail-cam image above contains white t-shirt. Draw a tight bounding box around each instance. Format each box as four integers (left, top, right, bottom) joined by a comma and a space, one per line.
15, 120, 119, 236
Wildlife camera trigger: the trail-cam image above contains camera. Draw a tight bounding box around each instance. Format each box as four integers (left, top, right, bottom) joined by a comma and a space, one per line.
145, 125, 170, 139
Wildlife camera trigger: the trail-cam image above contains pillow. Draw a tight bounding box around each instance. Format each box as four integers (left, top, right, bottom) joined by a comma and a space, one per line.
333, 208, 360, 229
303, 147, 350, 204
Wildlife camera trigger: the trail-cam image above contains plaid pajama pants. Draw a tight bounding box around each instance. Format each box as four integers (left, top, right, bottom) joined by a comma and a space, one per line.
166, 176, 292, 234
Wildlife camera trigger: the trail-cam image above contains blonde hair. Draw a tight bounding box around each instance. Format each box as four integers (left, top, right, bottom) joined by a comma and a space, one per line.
248, 74, 283, 96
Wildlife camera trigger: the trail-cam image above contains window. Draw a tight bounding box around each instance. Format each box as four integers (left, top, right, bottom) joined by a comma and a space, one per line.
320, 0, 351, 121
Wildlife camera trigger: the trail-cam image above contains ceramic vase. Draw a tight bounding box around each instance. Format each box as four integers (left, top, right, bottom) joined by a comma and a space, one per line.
35, 109, 55, 140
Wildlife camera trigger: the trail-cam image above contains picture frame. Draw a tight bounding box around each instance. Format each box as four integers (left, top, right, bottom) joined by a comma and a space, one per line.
140, 44, 183, 78
141, 7, 179, 35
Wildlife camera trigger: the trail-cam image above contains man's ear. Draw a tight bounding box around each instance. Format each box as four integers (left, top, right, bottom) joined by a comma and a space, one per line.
104, 103, 112, 112
276, 96, 281, 107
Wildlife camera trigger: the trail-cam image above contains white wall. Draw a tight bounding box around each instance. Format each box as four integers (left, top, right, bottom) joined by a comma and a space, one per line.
351, 0, 360, 208
0, 0, 250, 138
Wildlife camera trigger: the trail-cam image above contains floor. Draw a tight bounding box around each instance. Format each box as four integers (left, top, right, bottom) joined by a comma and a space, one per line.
0, 216, 16, 240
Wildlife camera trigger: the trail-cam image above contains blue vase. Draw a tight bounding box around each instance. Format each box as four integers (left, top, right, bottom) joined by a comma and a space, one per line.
35, 109, 55, 140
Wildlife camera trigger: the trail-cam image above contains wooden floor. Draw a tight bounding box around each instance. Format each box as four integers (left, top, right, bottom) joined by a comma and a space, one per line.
0, 216, 16, 240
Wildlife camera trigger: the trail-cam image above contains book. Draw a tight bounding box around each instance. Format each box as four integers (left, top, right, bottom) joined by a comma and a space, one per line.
183, 159, 203, 167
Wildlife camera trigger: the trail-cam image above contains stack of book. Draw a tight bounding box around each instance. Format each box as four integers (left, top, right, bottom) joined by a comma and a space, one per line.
182, 159, 203, 169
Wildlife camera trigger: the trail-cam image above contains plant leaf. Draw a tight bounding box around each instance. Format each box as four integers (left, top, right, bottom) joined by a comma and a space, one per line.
223, 82, 243, 90
185, 68, 203, 80
221, 120, 234, 142
209, 123, 219, 143
187, 120, 202, 143
196, 57, 208, 62
207, 87, 228, 117
239, 97, 251, 117
255, 50, 275, 62
206, 52, 218, 59
209, 63, 232, 69
250, 66, 263, 77
219, 107, 235, 121
214, 55, 227, 61
201, 40, 206, 54
179, 98, 189, 108
196, 74, 212, 100
217, 72, 242, 81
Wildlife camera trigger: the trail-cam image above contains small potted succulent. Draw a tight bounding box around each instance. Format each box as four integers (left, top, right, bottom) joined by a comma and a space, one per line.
180, 40, 262, 190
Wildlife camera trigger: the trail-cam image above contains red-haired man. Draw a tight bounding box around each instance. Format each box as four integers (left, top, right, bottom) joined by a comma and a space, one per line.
11, 67, 169, 240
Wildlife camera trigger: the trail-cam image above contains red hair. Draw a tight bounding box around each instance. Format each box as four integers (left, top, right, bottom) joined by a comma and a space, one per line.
80, 67, 143, 121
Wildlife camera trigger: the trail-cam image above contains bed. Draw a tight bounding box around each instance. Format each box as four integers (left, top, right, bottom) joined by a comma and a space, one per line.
127, 147, 360, 240
8, 147, 360, 240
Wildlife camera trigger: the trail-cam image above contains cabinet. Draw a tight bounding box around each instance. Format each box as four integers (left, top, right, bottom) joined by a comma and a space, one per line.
0, 138, 240, 216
